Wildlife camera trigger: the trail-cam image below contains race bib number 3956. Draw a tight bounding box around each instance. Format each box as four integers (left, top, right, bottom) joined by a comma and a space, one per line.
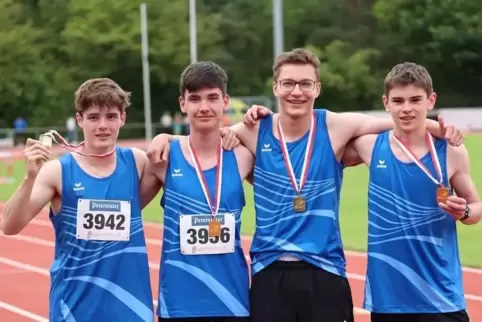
76, 199, 131, 241
180, 213, 235, 255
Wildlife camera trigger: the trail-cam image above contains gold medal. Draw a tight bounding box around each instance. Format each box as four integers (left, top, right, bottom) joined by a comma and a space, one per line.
436, 187, 450, 203
293, 196, 306, 213
208, 219, 221, 237
278, 112, 316, 214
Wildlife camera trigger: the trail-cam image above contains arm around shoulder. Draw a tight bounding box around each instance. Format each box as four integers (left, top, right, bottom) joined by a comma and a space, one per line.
1, 160, 59, 235
448, 145, 481, 225
234, 144, 255, 182
230, 122, 259, 155
328, 111, 393, 142
146, 133, 183, 165
342, 134, 377, 167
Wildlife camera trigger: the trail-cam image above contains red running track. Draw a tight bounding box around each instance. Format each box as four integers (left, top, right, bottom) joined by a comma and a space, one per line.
0, 208, 481, 322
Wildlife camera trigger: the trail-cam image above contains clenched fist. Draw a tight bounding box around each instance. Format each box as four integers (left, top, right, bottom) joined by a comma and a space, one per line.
23, 138, 51, 179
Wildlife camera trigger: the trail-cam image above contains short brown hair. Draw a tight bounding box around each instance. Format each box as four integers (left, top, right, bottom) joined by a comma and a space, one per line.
384, 62, 433, 96
273, 48, 321, 81
180, 61, 228, 97
74, 78, 131, 113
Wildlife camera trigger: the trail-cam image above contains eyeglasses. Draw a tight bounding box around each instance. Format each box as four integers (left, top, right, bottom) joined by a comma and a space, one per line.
278, 79, 317, 92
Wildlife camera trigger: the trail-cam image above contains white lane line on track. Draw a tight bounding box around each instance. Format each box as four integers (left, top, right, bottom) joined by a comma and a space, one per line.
0, 301, 48, 322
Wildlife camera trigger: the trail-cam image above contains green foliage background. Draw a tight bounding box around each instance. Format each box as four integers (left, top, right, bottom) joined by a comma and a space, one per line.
1, 0, 482, 128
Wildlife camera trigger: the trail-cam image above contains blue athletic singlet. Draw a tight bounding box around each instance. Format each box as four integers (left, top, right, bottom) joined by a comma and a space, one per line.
250, 109, 346, 277
48, 147, 154, 322
158, 140, 249, 318
364, 131, 465, 313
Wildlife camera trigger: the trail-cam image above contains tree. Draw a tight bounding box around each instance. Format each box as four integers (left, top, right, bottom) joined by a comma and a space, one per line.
307, 41, 382, 111
374, 0, 482, 106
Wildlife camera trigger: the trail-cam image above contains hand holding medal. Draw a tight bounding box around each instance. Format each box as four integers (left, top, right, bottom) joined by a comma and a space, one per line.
278, 112, 316, 213
437, 195, 469, 221
393, 131, 449, 204
22, 134, 52, 180
39, 133, 53, 148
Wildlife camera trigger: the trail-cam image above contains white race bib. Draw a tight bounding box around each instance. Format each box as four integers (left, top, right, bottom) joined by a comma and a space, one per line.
180, 213, 235, 255
76, 199, 131, 241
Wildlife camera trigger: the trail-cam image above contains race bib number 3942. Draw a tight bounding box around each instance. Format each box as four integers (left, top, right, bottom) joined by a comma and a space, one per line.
180, 213, 235, 255
76, 199, 131, 241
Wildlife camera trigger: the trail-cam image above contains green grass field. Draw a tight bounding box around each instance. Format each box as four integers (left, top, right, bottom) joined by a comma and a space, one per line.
1, 135, 481, 267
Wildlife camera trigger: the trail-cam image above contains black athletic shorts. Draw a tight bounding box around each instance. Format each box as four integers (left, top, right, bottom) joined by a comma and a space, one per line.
371, 310, 470, 322
249, 260, 354, 322
158, 317, 250, 322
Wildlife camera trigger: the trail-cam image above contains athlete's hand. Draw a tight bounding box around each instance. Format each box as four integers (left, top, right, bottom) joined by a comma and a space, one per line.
220, 127, 240, 150
437, 115, 464, 147
243, 105, 272, 127
146, 134, 170, 166
439, 195, 467, 220
23, 138, 51, 179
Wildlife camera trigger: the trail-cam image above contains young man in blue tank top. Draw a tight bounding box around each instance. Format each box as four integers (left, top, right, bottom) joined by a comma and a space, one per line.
139, 61, 254, 322
226, 50, 462, 322
341, 62, 481, 322
0, 78, 156, 321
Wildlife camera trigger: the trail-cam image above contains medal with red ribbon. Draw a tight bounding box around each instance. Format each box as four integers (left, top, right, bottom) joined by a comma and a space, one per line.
39, 130, 116, 158
393, 131, 449, 203
277, 112, 317, 213
187, 136, 223, 237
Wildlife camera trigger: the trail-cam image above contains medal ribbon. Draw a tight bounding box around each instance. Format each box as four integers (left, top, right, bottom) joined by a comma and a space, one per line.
43, 130, 116, 158
277, 111, 316, 196
187, 136, 223, 219
393, 131, 443, 186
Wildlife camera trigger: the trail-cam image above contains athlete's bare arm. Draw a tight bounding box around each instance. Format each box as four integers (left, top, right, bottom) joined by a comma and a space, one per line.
147, 128, 241, 166
1, 152, 61, 235
139, 157, 167, 209
327, 112, 462, 162
131, 148, 164, 209
441, 145, 482, 225
342, 134, 378, 167
234, 145, 255, 181
229, 121, 257, 185
229, 122, 259, 155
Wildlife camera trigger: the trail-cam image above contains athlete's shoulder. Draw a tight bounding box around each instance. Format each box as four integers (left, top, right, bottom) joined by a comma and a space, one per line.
57, 151, 73, 163
41, 158, 62, 176
314, 108, 328, 116
433, 136, 449, 148
377, 130, 391, 138
37, 158, 62, 193
373, 130, 392, 149
447, 142, 469, 164
259, 112, 276, 125
125, 147, 148, 180
130, 147, 147, 160
324, 110, 343, 131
